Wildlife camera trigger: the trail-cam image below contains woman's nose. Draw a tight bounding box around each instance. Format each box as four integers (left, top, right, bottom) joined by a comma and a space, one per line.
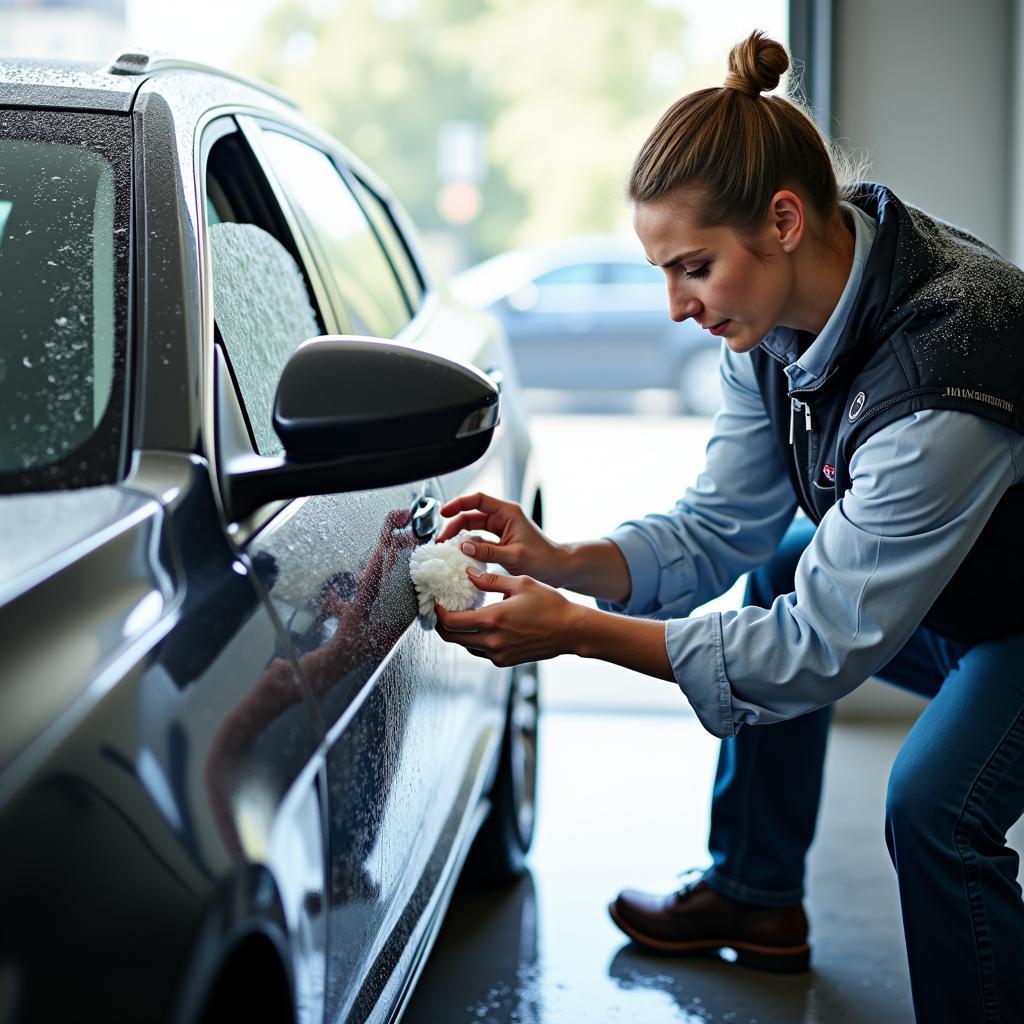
668, 286, 702, 324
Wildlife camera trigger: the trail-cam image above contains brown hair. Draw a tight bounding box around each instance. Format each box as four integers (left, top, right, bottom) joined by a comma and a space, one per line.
629, 30, 854, 235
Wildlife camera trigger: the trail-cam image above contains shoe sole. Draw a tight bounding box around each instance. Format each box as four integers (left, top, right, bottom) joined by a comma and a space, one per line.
607, 901, 811, 974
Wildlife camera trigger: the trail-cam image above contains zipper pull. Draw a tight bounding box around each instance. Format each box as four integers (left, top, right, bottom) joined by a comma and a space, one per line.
789, 397, 812, 443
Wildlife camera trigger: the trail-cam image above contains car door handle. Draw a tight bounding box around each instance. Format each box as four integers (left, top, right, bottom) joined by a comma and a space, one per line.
411, 495, 440, 542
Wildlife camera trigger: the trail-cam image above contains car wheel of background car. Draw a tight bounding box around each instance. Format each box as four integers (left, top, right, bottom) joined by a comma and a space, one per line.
677, 345, 723, 417
467, 661, 540, 885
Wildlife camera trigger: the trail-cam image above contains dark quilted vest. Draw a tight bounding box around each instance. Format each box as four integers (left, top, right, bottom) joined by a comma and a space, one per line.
749, 183, 1024, 645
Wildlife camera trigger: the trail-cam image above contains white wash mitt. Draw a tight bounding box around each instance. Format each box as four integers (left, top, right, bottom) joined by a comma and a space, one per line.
409, 530, 487, 626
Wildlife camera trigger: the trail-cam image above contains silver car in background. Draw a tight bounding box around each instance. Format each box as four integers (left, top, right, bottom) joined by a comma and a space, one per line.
451, 236, 723, 416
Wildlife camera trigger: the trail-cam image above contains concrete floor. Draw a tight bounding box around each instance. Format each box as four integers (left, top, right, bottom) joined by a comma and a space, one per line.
406, 707, 1024, 1024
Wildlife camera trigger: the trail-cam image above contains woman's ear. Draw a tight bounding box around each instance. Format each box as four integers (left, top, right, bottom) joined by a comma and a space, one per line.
769, 189, 805, 252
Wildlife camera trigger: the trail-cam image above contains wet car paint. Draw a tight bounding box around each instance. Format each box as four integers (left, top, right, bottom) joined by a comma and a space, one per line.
1, 455, 319, 1020
0, 58, 539, 1024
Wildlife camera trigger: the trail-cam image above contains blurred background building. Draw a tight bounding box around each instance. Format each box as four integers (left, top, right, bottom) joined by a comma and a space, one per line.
0, 0, 785, 277
0, 0, 125, 62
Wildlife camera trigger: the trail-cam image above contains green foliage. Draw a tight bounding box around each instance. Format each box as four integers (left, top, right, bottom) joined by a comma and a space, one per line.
241, 0, 690, 263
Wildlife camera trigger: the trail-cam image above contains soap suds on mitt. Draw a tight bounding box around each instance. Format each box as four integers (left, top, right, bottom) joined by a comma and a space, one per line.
409, 530, 486, 626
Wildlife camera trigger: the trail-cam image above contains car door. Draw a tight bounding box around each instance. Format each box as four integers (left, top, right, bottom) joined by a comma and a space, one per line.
200, 118, 463, 1024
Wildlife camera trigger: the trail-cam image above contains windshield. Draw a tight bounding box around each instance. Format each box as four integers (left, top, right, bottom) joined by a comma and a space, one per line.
0, 109, 130, 492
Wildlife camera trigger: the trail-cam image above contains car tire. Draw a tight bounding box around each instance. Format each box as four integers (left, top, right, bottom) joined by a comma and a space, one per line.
467, 661, 540, 885
677, 345, 723, 417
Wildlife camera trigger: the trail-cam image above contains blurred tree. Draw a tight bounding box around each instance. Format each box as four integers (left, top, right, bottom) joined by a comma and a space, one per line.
241, 0, 689, 265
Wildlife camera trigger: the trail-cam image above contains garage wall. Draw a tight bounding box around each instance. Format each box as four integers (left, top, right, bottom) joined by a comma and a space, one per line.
824, 0, 1016, 720
1014, 0, 1024, 262
831, 0, 1014, 258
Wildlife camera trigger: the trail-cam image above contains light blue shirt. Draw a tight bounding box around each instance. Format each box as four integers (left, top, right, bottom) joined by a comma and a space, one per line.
601, 204, 1024, 737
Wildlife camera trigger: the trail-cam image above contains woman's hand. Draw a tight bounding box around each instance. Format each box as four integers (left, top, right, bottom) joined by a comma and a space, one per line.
437, 491, 568, 586
434, 568, 583, 666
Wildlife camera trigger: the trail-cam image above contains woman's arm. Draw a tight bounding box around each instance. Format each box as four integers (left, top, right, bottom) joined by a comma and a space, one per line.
668, 410, 1024, 735
436, 492, 633, 602
558, 539, 632, 604
439, 347, 796, 615
436, 411, 1024, 739
434, 568, 674, 679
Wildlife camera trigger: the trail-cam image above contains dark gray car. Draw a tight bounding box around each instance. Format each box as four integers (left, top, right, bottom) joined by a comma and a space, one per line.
0, 53, 542, 1024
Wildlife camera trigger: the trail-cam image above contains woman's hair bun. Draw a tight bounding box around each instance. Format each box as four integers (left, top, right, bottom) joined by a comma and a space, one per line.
724, 30, 789, 96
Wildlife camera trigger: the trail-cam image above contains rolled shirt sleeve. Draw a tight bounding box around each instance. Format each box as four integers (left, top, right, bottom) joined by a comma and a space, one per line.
668, 410, 1024, 736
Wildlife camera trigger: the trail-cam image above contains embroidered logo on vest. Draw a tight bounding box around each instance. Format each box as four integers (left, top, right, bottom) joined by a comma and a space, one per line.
943, 386, 1013, 413
848, 392, 866, 421
822, 464, 836, 483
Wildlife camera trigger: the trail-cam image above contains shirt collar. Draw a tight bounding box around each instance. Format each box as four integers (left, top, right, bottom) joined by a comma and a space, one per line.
776, 202, 878, 390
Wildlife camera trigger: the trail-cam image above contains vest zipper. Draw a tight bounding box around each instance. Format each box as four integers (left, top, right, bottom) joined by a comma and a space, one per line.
789, 397, 817, 518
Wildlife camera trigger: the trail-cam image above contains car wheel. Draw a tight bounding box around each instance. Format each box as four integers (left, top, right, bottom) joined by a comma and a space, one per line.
467, 661, 540, 885
677, 346, 723, 417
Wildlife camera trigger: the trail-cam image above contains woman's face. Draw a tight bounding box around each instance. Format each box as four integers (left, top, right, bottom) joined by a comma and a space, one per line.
633, 187, 798, 354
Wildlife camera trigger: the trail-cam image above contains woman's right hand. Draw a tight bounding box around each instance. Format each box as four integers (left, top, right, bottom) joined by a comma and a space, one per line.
436, 491, 567, 586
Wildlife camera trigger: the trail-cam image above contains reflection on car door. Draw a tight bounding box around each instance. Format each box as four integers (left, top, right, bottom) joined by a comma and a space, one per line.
203, 121, 461, 1023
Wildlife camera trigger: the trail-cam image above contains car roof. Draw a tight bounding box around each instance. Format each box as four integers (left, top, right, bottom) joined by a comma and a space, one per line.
0, 57, 139, 112
0, 51, 296, 115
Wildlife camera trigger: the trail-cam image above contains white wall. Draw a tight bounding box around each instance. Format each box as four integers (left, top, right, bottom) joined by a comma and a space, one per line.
832, 0, 1014, 256
1014, 0, 1024, 261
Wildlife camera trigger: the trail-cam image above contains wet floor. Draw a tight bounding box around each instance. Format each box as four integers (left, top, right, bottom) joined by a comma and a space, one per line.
406, 710, 964, 1024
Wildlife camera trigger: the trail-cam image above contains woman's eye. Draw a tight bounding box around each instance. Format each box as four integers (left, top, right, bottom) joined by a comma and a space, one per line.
684, 264, 710, 280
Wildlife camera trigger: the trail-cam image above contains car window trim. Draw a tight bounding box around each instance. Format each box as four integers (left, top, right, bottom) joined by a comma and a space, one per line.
235, 115, 366, 335
246, 116, 418, 329
193, 109, 440, 544
196, 111, 338, 542
349, 169, 426, 315
231, 115, 347, 335
239, 115, 440, 348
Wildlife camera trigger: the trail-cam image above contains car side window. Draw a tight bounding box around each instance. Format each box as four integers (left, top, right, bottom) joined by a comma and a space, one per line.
205, 129, 327, 457
0, 110, 130, 493
258, 130, 411, 339
606, 261, 663, 285
349, 173, 425, 315
534, 263, 601, 287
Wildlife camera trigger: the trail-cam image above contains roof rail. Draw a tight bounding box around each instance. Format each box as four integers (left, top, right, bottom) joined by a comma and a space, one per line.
104, 49, 298, 109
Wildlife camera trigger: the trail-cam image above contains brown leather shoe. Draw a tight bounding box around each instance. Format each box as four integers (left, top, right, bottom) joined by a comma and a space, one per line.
608, 879, 811, 973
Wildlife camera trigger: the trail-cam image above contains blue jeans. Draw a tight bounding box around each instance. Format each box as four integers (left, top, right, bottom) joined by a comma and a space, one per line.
703, 516, 1024, 1023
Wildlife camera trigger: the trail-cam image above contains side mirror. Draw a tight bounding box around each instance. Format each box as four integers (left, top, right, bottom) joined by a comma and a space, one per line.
219, 335, 499, 521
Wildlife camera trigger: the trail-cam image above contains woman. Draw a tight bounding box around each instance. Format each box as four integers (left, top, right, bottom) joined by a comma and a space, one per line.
435, 30, 1024, 1023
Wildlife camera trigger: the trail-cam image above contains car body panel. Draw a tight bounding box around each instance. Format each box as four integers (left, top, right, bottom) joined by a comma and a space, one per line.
0, 453, 325, 1021
0, 55, 541, 1024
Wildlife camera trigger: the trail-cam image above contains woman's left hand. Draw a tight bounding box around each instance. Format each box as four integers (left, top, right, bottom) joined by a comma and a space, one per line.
434, 568, 581, 667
